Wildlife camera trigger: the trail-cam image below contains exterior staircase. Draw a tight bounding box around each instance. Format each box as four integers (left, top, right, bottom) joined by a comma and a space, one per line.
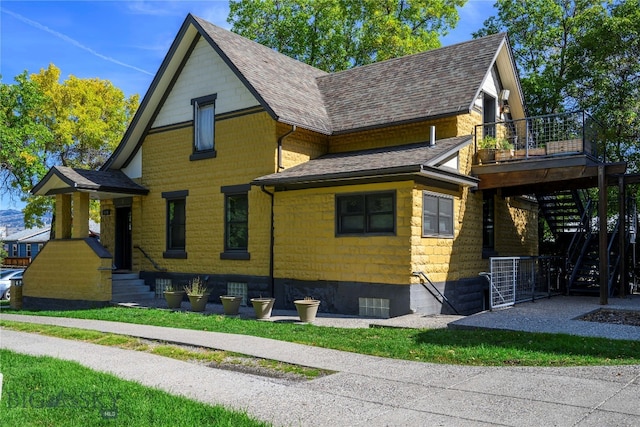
111, 272, 155, 303
537, 189, 597, 294
537, 189, 634, 296
537, 190, 586, 235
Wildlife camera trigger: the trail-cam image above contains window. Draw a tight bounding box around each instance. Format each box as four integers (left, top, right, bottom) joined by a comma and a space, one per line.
225, 194, 248, 250
162, 190, 188, 258
483, 192, 495, 251
221, 185, 250, 260
190, 94, 217, 160
422, 192, 454, 237
336, 192, 395, 235
12, 244, 17, 256
26, 245, 31, 258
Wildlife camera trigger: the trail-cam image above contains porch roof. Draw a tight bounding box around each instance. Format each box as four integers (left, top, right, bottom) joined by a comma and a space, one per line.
32, 166, 149, 199
252, 136, 478, 190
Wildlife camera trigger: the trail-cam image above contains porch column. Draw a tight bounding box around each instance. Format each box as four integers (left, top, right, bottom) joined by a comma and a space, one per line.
598, 165, 608, 305
72, 192, 90, 238
55, 193, 72, 239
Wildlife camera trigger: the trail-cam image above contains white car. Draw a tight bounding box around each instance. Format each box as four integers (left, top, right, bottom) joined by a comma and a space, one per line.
0, 269, 24, 300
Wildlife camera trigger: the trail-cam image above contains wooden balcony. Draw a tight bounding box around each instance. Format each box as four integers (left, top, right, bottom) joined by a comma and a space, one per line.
471, 111, 625, 195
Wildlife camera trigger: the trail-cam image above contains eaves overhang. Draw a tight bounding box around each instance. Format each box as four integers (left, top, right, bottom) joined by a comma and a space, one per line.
252, 164, 478, 191
32, 166, 149, 200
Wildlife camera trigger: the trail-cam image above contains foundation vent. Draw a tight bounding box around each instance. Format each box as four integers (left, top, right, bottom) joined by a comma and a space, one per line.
359, 297, 390, 318
227, 282, 248, 306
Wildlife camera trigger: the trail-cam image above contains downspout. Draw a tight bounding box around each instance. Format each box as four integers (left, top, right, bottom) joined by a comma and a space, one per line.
264, 124, 296, 297
277, 125, 296, 170
261, 185, 275, 297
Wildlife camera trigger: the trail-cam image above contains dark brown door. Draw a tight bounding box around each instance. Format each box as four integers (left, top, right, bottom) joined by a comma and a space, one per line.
114, 206, 132, 271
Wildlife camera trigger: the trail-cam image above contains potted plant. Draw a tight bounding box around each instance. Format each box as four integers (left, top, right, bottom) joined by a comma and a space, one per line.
495, 138, 514, 161
250, 296, 275, 319
477, 136, 497, 164
163, 282, 185, 309
184, 276, 210, 312
293, 297, 321, 323
220, 295, 243, 315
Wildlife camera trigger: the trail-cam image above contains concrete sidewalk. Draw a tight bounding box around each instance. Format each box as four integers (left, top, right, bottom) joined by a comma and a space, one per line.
1, 311, 640, 426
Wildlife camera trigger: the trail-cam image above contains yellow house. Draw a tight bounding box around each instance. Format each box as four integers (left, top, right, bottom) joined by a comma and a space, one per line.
31, 14, 626, 316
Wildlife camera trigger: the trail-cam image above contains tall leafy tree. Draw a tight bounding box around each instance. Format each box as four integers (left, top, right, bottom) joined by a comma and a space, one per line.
0, 64, 139, 226
228, 0, 466, 72
0, 71, 51, 203
568, 0, 640, 170
473, 0, 603, 116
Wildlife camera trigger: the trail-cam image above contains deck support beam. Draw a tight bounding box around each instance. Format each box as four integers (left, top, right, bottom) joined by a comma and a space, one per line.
598, 165, 608, 305
618, 175, 627, 297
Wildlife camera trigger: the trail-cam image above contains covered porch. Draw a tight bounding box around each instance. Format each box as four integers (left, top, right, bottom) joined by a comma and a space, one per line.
22, 166, 148, 310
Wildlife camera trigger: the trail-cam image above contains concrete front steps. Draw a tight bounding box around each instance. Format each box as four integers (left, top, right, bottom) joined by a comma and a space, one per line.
111, 272, 155, 303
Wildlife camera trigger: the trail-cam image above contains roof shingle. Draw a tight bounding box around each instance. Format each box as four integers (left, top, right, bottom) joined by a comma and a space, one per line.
194, 15, 506, 135
253, 136, 472, 185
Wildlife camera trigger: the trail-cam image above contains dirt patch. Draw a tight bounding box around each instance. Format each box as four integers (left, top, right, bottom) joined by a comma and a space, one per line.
579, 309, 640, 327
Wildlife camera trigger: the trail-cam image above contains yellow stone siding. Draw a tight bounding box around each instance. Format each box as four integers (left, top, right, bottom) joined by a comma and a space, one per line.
278, 123, 328, 168
329, 117, 462, 153
457, 110, 483, 137
274, 182, 414, 285
410, 185, 486, 284
23, 240, 111, 301
131, 111, 276, 275
495, 196, 539, 256
100, 199, 115, 255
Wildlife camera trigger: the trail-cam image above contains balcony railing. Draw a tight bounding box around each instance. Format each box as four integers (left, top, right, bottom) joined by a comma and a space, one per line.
474, 111, 604, 165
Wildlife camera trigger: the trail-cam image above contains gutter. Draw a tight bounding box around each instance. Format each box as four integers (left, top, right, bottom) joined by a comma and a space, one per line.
260, 185, 275, 297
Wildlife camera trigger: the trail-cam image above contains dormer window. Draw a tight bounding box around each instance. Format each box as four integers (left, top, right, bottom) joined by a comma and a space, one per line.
190, 94, 217, 161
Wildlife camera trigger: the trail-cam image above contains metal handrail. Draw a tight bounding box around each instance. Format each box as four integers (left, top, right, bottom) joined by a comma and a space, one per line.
412, 271, 459, 314
134, 246, 166, 272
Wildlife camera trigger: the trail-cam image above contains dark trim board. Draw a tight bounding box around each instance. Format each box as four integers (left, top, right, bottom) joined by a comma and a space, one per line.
141, 271, 488, 317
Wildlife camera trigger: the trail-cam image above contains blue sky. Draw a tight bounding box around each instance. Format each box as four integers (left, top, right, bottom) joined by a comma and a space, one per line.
0, 0, 496, 210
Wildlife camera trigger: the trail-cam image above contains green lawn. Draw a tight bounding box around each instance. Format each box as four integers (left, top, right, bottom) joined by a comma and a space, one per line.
2, 306, 640, 366
0, 350, 270, 427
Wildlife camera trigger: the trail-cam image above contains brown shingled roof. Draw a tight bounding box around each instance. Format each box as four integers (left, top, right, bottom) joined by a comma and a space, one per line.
193, 16, 332, 134
193, 15, 506, 136
32, 166, 149, 196
318, 33, 506, 133
252, 136, 475, 187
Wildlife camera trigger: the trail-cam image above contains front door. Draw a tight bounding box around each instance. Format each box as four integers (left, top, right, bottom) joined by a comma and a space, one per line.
114, 206, 132, 271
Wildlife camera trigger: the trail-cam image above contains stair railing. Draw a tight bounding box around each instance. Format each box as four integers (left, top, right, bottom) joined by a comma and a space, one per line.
412, 271, 460, 315
134, 246, 166, 272
565, 198, 593, 266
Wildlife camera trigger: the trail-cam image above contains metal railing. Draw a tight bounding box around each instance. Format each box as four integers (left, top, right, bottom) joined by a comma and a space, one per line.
485, 256, 563, 309
474, 111, 604, 164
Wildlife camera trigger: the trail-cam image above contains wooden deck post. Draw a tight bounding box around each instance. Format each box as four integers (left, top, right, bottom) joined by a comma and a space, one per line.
618, 176, 626, 297
598, 165, 608, 305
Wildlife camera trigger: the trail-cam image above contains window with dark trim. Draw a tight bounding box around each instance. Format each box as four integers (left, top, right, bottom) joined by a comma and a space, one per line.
162, 190, 188, 258
482, 192, 499, 258
190, 94, 217, 161
336, 192, 395, 235
482, 192, 495, 251
422, 192, 454, 238
221, 184, 250, 260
